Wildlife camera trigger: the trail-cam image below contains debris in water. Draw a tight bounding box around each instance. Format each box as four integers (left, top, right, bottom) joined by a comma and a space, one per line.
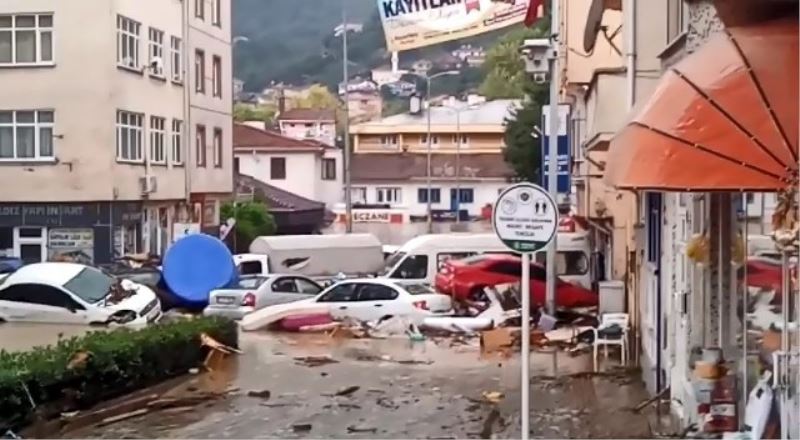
347, 425, 378, 433
188, 367, 200, 375
98, 408, 149, 426
481, 391, 504, 404
292, 423, 312, 433
66, 350, 92, 370
247, 389, 272, 400
294, 355, 339, 367
334, 385, 360, 397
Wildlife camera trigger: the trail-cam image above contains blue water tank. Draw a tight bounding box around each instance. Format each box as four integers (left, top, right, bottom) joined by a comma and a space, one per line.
162, 234, 237, 308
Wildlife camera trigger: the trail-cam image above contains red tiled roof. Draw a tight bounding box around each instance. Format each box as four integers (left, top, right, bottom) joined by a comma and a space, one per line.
277, 108, 336, 122
233, 123, 329, 152
352, 153, 513, 181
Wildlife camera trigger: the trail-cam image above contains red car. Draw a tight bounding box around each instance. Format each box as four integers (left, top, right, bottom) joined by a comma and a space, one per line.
434, 254, 598, 309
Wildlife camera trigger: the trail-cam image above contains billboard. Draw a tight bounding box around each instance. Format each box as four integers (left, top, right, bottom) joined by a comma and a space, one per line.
541, 104, 571, 196
377, 0, 529, 52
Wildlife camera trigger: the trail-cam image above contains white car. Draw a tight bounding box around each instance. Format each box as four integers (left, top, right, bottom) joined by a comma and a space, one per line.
204, 274, 323, 320
0, 262, 162, 326
313, 278, 453, 322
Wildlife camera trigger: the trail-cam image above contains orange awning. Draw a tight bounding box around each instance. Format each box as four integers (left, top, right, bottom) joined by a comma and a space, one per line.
605, 18, 798, 191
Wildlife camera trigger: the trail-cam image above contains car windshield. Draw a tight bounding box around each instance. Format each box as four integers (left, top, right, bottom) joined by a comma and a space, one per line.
235, 277, 268, 289
380, 251, 406, 276
63, 267, 116, 303
400, 283, 436, 295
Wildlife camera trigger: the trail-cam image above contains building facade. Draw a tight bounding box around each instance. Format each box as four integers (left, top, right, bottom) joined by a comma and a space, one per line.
343, 100, 517, 224
277, 108, 336, 146
0, 0, 232, 264
233, 124, 343, 209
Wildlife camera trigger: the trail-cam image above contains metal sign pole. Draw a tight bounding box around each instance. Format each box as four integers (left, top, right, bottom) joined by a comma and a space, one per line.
521, 251, 531, 440
546, 0, 560, 315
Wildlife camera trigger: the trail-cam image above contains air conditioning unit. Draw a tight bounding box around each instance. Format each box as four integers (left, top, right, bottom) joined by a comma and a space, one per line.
139, 175, 158, 195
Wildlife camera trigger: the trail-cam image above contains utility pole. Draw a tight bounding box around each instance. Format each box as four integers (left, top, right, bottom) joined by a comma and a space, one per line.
342, 0, 352, 233
545, 0, 560, 316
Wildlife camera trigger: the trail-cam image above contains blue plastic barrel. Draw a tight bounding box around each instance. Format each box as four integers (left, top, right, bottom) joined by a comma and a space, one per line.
162, 234, 237, 308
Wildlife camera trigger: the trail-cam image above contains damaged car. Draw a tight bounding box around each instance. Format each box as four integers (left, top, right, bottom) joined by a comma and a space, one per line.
0, 262, 162, 326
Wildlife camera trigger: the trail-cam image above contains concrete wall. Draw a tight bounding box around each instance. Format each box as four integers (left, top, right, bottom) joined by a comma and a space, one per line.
560, 0, 624, 85
349, 180, 506, 217
237, 151, 318, 201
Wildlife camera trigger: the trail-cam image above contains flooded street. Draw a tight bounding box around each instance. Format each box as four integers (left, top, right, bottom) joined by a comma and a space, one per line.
60, 331, 655, 439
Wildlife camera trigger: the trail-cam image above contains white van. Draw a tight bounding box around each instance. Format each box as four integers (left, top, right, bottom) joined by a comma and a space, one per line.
235, 234, 385, 278
381, 232, 592, 288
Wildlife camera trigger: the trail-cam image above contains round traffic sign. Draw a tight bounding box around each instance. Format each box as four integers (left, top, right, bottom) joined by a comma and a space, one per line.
492, 183, 559, 253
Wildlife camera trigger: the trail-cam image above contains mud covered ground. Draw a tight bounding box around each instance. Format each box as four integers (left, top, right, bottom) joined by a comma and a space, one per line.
60, 332, 657, 439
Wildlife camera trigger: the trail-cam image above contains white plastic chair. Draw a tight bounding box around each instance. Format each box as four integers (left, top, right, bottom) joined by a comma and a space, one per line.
592, 313, 630, 372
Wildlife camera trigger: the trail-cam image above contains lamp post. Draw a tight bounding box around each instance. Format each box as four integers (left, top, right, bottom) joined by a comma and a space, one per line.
341, 0, 353, 233
442, 102, 480, 225
425, 70, 459, 233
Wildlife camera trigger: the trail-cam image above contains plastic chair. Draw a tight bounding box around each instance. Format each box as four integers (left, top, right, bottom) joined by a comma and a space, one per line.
592, 313, 629, 371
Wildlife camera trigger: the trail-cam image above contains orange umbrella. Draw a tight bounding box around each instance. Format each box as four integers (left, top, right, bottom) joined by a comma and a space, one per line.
605, 18, 798, 191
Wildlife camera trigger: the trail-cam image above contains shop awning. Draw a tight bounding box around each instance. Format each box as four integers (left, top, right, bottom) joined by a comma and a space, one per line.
605, 18, 798, 191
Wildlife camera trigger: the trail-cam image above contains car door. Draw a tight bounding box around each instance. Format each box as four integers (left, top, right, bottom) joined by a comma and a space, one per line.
0, 283, 90, 324
353, 283, 402, 321
315, 282, 366, 319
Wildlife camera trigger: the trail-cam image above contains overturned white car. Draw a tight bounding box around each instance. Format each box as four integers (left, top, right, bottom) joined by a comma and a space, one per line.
0, 262, 161, 326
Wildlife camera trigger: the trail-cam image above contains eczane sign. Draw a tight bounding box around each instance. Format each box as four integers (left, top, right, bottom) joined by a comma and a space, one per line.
493, 182, 558, 253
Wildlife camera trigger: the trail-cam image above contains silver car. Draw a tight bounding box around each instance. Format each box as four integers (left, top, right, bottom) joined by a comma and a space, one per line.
204, 274, 323, 319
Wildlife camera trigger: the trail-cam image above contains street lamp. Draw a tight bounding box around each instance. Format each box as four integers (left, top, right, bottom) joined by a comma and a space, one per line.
341, 0, 353, 234
424, 70, 459, 233
442, 102, 480, 226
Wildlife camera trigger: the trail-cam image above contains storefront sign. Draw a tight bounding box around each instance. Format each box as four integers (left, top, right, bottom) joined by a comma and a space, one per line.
48, 228, 94, 264
353, 211, 392, 223
0, 203, 104, 227
377, 0, 527, 52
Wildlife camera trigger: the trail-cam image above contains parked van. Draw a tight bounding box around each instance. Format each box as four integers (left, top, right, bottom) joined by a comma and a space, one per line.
235, 234, 385, 279
381, 232, 592, 289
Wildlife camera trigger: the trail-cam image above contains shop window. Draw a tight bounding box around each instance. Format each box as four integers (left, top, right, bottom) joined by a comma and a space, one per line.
646, 192, 662, 263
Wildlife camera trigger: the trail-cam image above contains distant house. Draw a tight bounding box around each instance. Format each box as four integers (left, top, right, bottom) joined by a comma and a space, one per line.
385, 80, 417, 97
452, 44, 486, 67
276, 108, 337, 146
411, 59, 433, 76
347, 91, 383, 124
233, 123, 343, 210
338, 79, 378, 96
371, 66, 408, 87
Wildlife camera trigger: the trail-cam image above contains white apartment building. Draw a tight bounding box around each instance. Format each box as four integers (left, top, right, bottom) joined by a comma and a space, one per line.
277, 109, 337, 146
233, 124, 343, 209
0, 0, 232, 265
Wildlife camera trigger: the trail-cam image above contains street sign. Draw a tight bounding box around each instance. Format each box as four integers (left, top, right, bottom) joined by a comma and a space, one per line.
541, 104, 571, 195
493, 182, 559, 253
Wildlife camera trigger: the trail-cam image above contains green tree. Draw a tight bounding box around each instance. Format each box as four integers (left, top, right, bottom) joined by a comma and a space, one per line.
479, 17, 550, 99
291, 84, 339, 109
220, 201, 277, 253
233, 103, 276, 123
503, 84, 549, 182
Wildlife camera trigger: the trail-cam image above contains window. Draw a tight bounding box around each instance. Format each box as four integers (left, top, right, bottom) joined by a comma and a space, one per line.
149, 116, 166, 164
116, 110, 144, 162
195, 125, 206, 167
666, 0, 688, 42
534, 251, 590, 276
646, 193, 662, 263
454, 188, 474, 204
0, 14, 53, 65
376, 187, 401, 204
171, 119, 183, 164
170, 36, 183, 82
270, 157, 286, 179
317, 283, 358, 302
213, 128, 223, 167
238, 260, 263, 275
322, 158, 336, 180
296, 278, 322, 295
351, 186, 367, 204
195, 0, 205, 19
194, 49, 205, 93
147, 28, 164, 77
0, 110, 54, 160
212, 55, 222, 98
357, 284, 398, 301
0, 283, 85, 310
380, 135, 398, 148
212, 0, 222, 27
420, 134, 440, 148
417, 188, 441, 204
272, 277, 298, 293
64, 268, 115, 303
452, 134, 469, 148
390, 255, 428, 279
116, 15, 140, 69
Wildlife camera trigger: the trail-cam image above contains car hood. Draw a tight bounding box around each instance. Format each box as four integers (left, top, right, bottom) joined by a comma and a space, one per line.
104, 281, 157, 314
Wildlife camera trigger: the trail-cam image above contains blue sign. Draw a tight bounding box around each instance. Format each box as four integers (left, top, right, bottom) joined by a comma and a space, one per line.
540, 104, 571, 195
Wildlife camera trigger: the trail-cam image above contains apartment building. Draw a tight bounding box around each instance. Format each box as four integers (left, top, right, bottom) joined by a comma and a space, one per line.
277, 109, 337, 146
0, 0, 232, 265
341, 100, 517, 224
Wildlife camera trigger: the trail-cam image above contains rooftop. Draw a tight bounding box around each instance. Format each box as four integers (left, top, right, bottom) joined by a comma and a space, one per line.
351, 99, 520, 134
277, 108, 337, 122
233, 123, 331, 152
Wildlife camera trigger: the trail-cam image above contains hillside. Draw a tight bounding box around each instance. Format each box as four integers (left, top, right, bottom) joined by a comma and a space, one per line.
232, 0, 524, 93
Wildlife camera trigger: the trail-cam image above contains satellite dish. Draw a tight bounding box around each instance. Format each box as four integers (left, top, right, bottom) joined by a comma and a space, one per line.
583, 0, 605, 53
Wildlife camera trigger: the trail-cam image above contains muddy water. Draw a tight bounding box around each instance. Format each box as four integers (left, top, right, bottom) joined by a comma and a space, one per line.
63, 331, 654, 439
0, 323, 97, 352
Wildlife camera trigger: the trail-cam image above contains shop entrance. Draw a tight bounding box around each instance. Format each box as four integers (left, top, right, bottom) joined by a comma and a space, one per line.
13, 227, 47, 264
